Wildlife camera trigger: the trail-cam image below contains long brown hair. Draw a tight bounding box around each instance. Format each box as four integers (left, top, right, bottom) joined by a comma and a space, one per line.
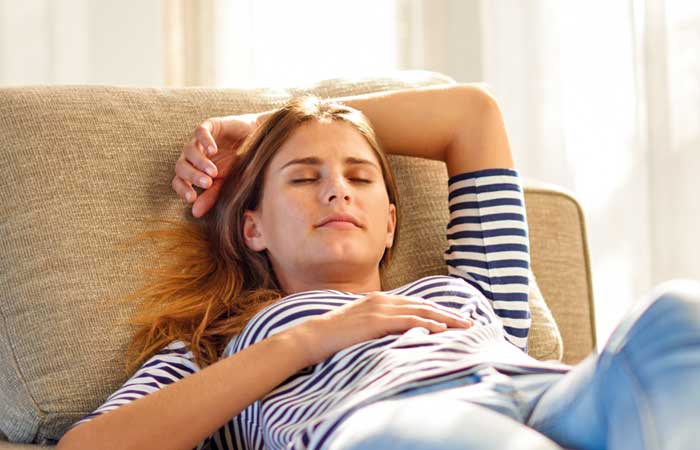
121, 96, 401, 373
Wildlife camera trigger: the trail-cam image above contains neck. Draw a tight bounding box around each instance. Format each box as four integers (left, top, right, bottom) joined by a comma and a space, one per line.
276, 265, 382, 296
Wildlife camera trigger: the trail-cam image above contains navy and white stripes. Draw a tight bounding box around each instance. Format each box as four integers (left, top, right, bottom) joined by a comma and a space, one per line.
444, 168, 532, 350
67, 168, 556, 450
67, 341, 209, 450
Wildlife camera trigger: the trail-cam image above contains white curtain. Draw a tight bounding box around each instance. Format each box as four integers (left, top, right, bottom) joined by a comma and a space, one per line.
206, 0, 400, 88
163, 0, 216, 86
0, 0, 163, 86
478, 0, 700, 346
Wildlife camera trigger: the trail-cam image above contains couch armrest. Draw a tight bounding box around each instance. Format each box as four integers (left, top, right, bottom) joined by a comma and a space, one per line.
523, 179, 597, 364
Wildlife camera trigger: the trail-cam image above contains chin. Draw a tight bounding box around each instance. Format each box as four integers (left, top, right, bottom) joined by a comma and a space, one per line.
312, 257, 369, 273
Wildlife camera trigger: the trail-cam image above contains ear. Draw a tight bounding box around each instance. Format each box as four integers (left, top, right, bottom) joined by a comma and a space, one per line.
385, 203, 397, 249
242, 210, 267, 252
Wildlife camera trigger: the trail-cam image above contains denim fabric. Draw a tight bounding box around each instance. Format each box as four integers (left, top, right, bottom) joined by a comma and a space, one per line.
325, 280, 700, 450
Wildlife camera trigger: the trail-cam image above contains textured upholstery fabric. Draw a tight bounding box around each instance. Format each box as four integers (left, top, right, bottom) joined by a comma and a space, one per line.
524, 180, 597, 363
0, 71, 590, 446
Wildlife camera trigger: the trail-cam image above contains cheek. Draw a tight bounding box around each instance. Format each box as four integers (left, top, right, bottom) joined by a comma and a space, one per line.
368, 190, 390, 217
366, 203, 390, 236
268, 192, 311, 227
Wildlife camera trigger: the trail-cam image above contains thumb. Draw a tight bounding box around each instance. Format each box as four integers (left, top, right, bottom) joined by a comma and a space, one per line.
191, 179, 224, 218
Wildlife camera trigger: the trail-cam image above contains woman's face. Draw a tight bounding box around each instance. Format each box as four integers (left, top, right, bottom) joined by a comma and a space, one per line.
242, 119, 396, 294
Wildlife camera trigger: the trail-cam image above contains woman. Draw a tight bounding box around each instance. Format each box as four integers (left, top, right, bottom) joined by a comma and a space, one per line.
58, 85, 700, 450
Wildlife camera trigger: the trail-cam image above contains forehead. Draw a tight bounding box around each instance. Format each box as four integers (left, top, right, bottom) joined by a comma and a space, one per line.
270, 120, 380, 171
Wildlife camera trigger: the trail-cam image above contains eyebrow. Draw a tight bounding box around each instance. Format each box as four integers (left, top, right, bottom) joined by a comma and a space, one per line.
279, 156, 380, 172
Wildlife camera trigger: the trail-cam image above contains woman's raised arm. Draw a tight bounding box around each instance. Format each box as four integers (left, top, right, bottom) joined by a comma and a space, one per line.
326, 83, 515, 176
175, 83, 515, 217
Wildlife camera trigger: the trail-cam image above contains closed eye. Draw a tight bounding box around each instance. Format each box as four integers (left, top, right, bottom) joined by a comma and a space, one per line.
290, 178, 373, 184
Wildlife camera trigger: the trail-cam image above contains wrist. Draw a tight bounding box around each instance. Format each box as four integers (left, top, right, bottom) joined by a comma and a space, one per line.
279, 320, 323, 368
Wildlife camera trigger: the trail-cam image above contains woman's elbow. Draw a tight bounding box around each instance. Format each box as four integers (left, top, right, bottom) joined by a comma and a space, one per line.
456, 82, 502, 112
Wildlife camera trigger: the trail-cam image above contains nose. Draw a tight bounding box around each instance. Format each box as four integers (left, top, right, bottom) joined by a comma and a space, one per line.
323, 175, 351, 204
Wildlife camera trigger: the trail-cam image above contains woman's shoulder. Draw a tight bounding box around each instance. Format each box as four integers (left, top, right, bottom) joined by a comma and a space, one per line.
147, 340, 198, 364
154, 339, 192, 354
132, 340, 203, 376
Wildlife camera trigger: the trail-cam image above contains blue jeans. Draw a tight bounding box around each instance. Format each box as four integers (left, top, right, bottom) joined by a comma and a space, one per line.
325, 279, 700, 450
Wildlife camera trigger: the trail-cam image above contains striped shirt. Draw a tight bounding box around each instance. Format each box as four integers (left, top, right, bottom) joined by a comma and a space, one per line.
69, 168, 571, 450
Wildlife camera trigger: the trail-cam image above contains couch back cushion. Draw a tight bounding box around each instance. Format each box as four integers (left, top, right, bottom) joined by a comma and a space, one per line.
0, 72, 561, 444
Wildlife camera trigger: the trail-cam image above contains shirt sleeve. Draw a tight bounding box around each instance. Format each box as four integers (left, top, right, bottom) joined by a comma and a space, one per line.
66, 340, 211, 450
444, 167, 532, 352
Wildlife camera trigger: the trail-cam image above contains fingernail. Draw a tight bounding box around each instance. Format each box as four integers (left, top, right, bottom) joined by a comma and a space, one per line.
205, 167, 214, 176
186, 192, 194, 202
208, 145, 216, 155
199, 177, 209, 187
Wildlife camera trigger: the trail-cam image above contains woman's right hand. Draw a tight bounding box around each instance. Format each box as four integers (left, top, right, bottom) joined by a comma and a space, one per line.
292, 292, 474, 367
172, 113, 264, 218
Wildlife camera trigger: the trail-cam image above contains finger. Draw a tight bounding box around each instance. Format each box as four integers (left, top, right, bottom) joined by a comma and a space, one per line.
195, 120, 218, 156
184, 138, 218, 178
364, 294, 470, 326
172, 175, 196, 203
393, 315, 448, 333
393, 295, 466, 322
192, 179, 223, 218
176, 157, 212, 189
392, 305, 471, 328
174, 145, 202, 182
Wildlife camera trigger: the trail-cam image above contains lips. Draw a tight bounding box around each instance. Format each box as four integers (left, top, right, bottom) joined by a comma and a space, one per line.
315, 212, 361, 228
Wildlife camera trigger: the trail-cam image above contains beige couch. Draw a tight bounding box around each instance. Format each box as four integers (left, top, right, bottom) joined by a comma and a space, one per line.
0, 71, 596, 448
